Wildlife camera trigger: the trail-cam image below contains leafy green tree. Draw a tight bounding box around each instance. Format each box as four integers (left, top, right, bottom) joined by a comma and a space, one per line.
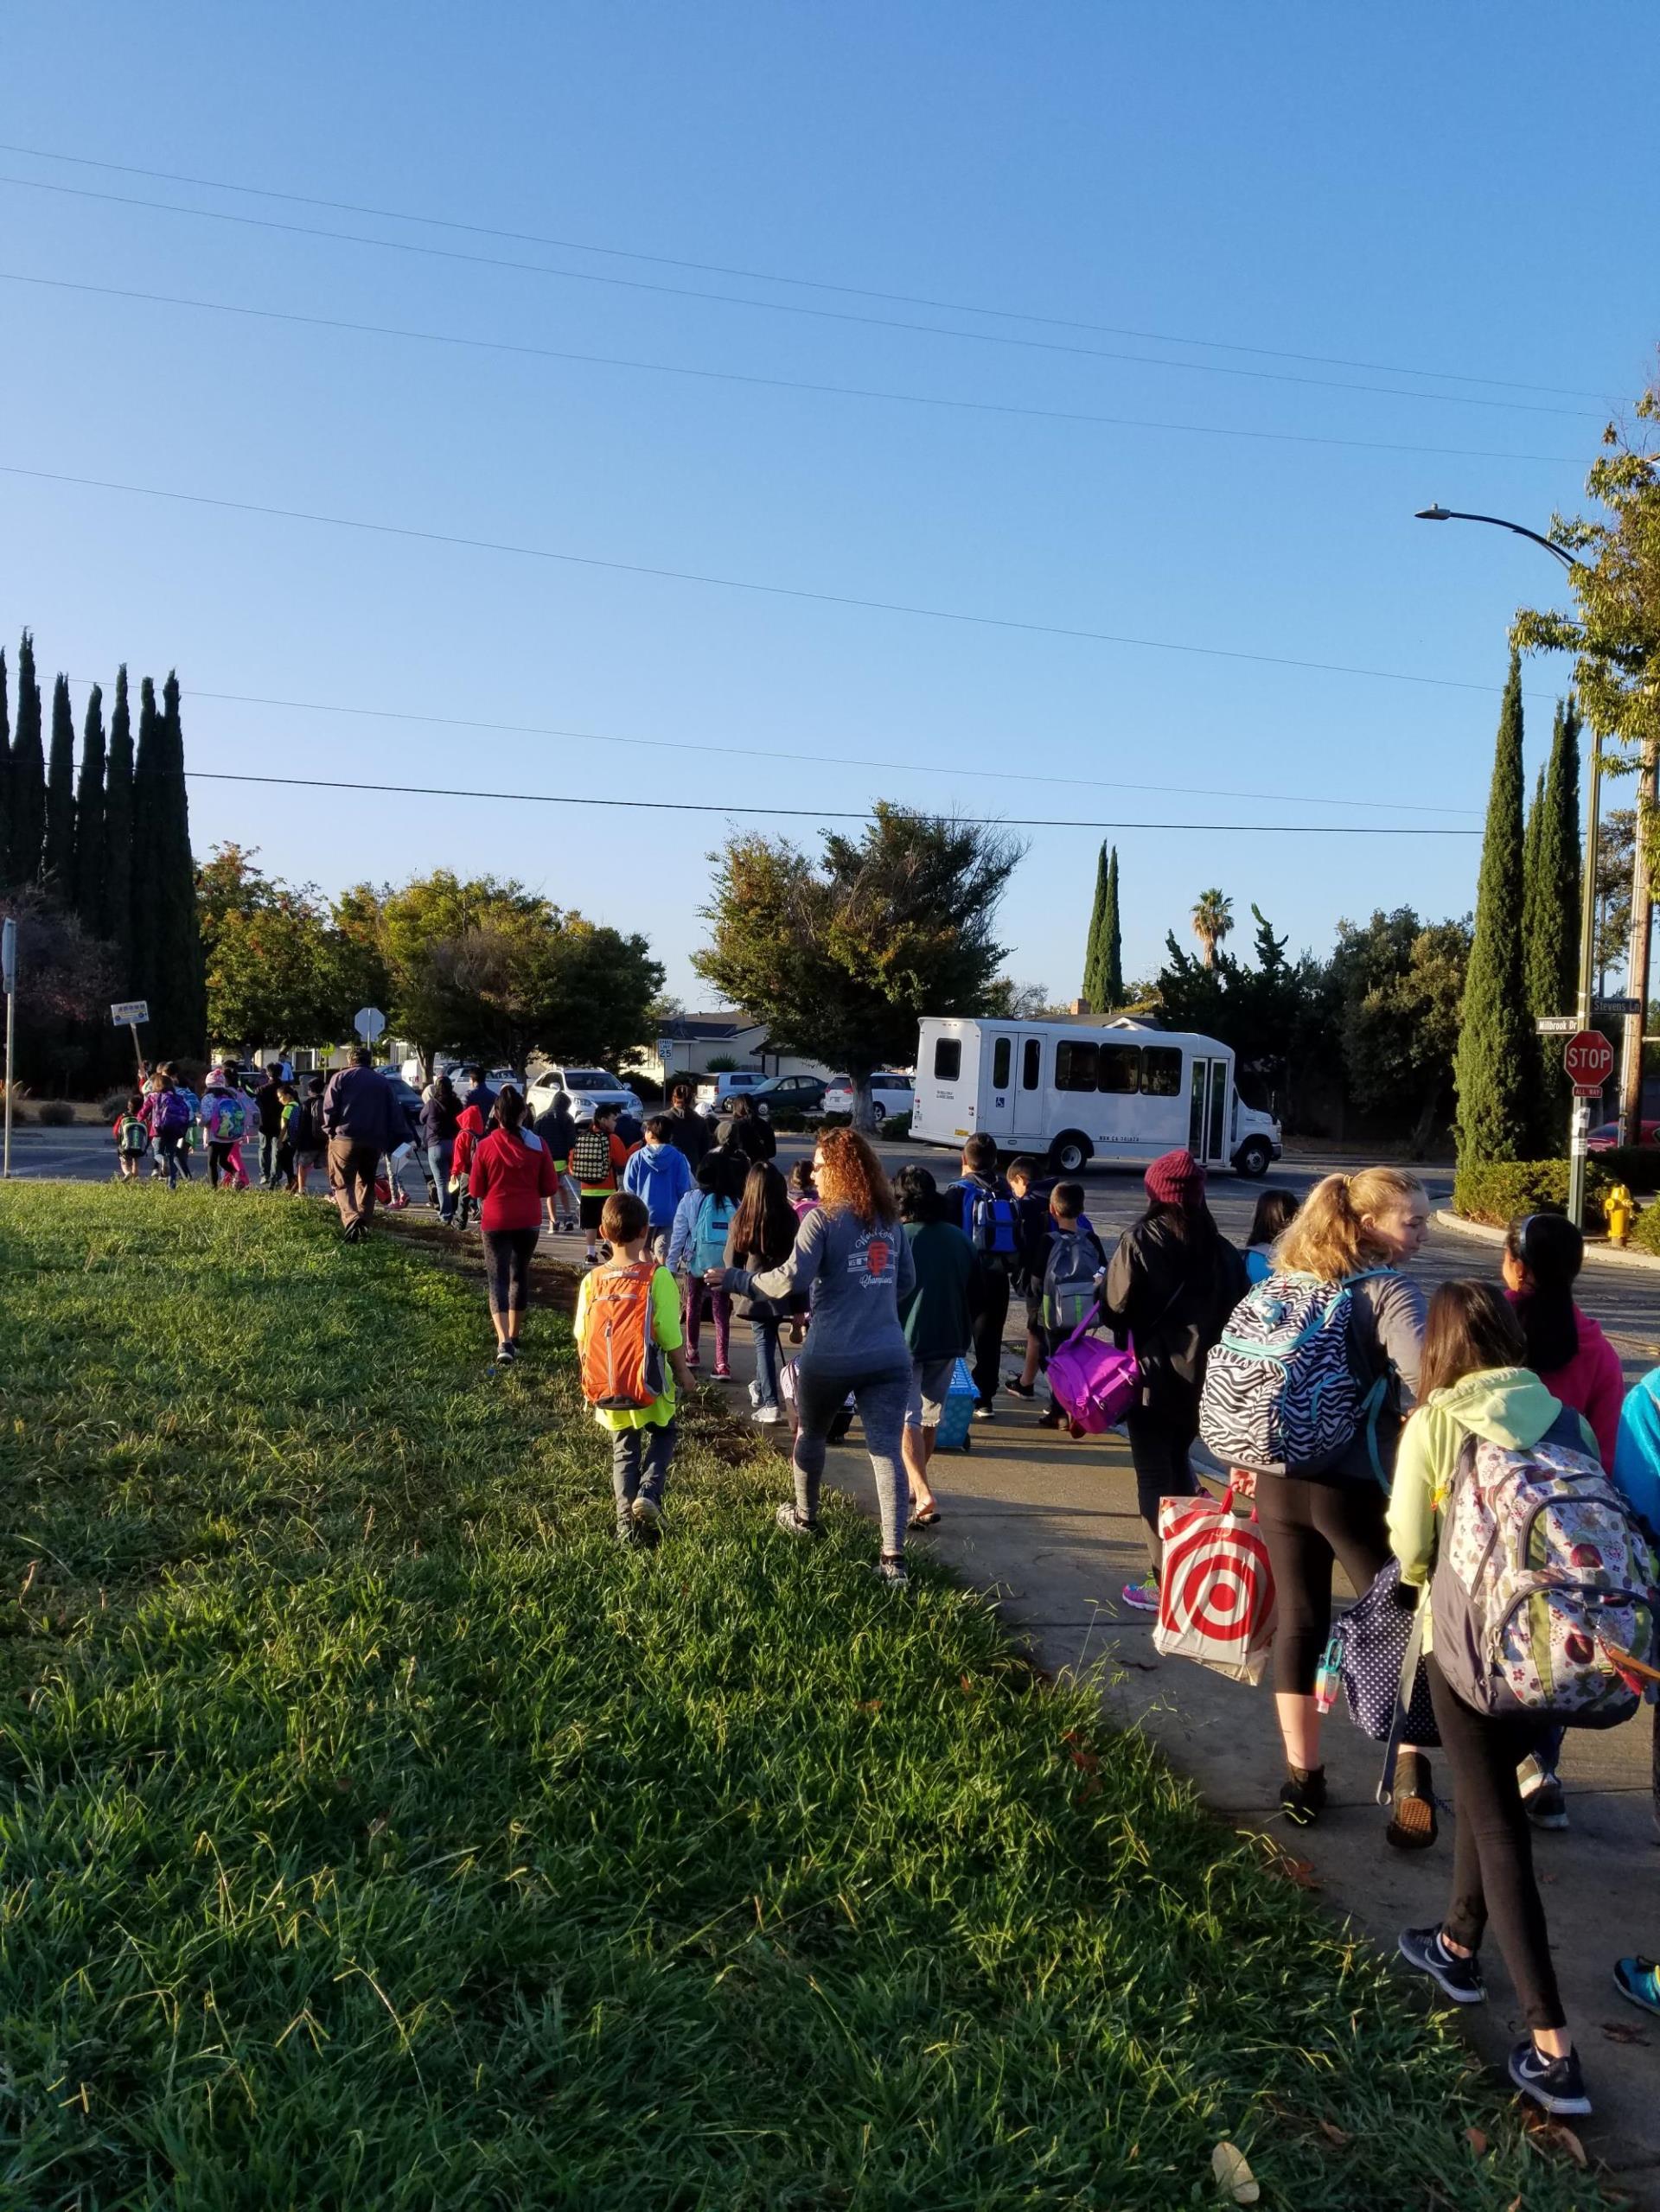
1522, 696, 1582, 1144
1157, 903, 1321, 1119
197, 845, 346, 1050
73, 683, 106, 934
695, 804, 1022, 1127
99, 667, 134, 968
6, 631, 45, 889
1191, 887, 1233, 968
42, 673, 76, 889
0, 885, 118, 1093
1331, 908, 1472, 1155
1454, 653, 1531, 1164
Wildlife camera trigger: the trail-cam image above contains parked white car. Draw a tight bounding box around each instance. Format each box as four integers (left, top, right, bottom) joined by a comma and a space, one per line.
820, 1072, 915, 1125
525, 1066, 643, 1121
694, 1069, 769, 1114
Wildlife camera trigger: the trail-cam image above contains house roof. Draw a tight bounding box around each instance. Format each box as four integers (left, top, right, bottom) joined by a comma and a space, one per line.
655, 1013, 761, 1042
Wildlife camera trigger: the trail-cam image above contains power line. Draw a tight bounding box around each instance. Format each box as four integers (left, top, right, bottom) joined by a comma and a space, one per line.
0, 138, 1607, 403
3, 462, 1526, 697
0, 171, 1602, 423
63, 674, 1479, 819
182, 765, 1482, 833
0, 269, 1581, 470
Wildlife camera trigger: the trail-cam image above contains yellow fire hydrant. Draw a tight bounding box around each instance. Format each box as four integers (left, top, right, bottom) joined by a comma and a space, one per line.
1606, 1182, 1635, 1247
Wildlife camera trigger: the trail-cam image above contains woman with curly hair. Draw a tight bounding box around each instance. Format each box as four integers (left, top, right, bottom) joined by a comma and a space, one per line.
708, 1126, 916, 1585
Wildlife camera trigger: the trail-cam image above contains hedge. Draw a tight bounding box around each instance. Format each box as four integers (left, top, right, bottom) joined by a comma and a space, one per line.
1629, 1202, 1660, 1258
1452, 1157, 1611, 1229
1587, 1144, 1660, 1194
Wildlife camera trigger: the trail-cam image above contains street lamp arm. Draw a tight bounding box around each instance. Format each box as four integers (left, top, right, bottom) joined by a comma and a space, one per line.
1414, 506, 1580, 570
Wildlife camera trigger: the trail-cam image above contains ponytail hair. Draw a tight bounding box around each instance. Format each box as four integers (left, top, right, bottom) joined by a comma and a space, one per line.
494, 1084, 527, 1135
1274, 1166, 1427, 1282
1504, 1212, 1582, 1372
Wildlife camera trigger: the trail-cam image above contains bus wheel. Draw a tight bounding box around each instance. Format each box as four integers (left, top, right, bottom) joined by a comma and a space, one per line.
1049, 1132, 1091, 1175
1234, 1138, 1272, 1178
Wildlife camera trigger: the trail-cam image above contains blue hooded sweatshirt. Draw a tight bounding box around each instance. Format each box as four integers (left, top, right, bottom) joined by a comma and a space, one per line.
1613, 1367, 1660, 1544
622, 1138, 694, 1227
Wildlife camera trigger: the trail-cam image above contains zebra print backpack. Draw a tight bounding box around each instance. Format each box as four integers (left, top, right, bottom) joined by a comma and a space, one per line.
1198, 1269, 1394, 1480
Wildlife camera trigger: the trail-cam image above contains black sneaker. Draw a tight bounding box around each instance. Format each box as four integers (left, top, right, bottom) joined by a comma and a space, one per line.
1037, 1406, 1065, 1429
972, 1401, 995, 1422
1508, 2039, 1591, 2117
1279, 1767, 1327, 1827
1005, 1379, 1036, 1399
1522, 1772, 1569, 1831
1397, 1924, 1485, 2005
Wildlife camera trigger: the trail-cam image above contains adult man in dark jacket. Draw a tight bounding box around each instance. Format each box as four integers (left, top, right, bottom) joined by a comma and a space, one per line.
462, 1065, 496, 1122
945, 1132, 1015, 1419
321, 1049, 403, 1240
661, 1079, 712, 1169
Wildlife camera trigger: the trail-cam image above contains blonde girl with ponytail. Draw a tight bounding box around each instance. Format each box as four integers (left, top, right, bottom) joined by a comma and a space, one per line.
1247, 1168, 1434, 1843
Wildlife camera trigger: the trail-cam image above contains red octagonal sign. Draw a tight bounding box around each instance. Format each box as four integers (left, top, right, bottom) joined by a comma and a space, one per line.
1564, 1030, 1615, 1093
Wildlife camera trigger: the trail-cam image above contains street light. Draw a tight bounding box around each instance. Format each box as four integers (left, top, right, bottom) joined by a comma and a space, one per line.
1414, 505, 1601, 1227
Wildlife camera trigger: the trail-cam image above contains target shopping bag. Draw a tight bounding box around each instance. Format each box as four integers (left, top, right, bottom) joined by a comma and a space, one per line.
1152, 1495, 1278, 1686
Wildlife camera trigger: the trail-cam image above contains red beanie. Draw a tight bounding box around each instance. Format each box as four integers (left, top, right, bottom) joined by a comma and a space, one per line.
1146, 1148, 1206, 1208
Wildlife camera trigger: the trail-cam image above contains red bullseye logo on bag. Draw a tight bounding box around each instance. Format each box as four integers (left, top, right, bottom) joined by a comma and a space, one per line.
1152, 1496, 1279, 1686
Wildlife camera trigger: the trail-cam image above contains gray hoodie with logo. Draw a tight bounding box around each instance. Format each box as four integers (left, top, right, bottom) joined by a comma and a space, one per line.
723, 1203, 915, 1380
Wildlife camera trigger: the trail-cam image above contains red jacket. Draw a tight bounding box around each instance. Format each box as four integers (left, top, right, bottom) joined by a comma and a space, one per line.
468, 1126, 559, 1233
1510, 1293, 1625, 1469
453, 1104, 486, 1178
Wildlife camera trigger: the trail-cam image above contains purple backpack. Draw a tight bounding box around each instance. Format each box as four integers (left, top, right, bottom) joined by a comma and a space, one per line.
1046, 1320, 1139, 1435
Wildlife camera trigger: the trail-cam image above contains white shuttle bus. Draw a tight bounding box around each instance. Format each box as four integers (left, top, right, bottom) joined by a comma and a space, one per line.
910, 1017, 1283, 1178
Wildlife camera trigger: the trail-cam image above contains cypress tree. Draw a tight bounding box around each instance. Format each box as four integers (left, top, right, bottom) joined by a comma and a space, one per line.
1522, 765, 1544, 956
129, 675, 161, 1013
1454, 651, 1531, 1165
144, 673, 206, 1055
1523, 697, 1583, 1147
1104, 845, 1123, 1005
73, 683, 107, 933
6, 631, 45, 889
100, 666, 134, 965
1081, 842, 1110, 1010
42, 673, 77, 889
0, 647, 11, 878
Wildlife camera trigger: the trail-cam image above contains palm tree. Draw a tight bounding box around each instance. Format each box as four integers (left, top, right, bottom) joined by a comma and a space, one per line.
1191, 888, 1234, 968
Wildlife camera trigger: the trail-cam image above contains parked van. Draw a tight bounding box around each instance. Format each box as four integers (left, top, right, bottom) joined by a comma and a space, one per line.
911, 1017, 1281, 1177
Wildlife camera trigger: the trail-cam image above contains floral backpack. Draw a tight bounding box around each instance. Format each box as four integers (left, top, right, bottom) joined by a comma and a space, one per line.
1430, 1405, 1660, 1729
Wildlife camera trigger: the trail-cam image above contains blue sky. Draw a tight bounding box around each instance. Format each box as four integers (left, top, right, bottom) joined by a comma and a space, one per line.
2, 3, 1653, 1015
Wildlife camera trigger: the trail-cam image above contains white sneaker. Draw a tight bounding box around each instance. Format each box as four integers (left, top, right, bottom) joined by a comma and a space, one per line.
752, 1405, 782, 1425
748, 1379, 761, 1407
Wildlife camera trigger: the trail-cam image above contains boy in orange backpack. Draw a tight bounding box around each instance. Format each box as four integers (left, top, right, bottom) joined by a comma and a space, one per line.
574, 1190, 693, 1546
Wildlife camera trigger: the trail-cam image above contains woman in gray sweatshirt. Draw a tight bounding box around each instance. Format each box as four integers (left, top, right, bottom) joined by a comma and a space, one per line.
709, 1127, 916, 1585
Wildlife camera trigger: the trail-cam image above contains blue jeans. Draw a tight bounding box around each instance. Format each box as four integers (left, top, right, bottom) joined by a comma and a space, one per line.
751, 1313, 782, 1408
610, 1418, 676, 1535
260, 1134, 281, 1187
428, 1140, 456, 1221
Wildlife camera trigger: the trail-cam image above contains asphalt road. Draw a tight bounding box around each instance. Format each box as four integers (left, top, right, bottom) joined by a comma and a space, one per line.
8, 1124, 1657, 1372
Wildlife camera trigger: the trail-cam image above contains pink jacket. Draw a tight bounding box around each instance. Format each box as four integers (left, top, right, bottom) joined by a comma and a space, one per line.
1510, 1296, 1625, 1469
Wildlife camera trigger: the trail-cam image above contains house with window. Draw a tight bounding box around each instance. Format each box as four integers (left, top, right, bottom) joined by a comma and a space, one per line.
632, 1014, 833, 1087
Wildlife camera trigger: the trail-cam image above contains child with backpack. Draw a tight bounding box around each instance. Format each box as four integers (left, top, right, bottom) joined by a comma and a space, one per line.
1612, 1369, 1660, 2019
667, 1149, 744, 1377
112, 1094, 150, 1180
1389, 1280, 1649, 2120
1035, 1182, 1108, 1430
199, 1072, 252, 1189
1201, 1165, 1431, 1839
1002, 1157, 1053, 1401
139, 1075, 193, 1189
788, 1159, 819, 1221
573, 1190, 693, 1546
945, 1133, 1018, 1420
571, 1105, 630, 1266
894, 1163, 977, 1526
725, 1162, 800, 1425
274, 1084, 301, 1190
622, 1115, 695, 1262
291, 1074, 327, 1197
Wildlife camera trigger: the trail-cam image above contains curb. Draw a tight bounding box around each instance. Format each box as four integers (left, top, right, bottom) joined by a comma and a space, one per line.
1434, 1207, 1660, 1273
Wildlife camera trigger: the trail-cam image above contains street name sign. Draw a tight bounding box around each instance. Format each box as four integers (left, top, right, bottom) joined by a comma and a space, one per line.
1536, 1016, 1579, 1035
1594, 996, 1642, 1018
1564, 1030, 1615, 1097
110, 998, 149, 1026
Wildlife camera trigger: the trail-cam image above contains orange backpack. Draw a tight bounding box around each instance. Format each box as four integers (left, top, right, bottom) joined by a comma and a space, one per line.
580, 1261, 666, 1410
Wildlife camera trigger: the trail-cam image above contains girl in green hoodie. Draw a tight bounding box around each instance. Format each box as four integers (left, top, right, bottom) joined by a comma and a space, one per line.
1389, 1279, 1593, 2119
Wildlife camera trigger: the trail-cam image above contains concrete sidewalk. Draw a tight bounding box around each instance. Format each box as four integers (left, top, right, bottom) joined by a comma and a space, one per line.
699, 1292, 1660, 2200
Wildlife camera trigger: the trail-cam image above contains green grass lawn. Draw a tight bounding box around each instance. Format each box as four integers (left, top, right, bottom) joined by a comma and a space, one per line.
0, 1185, 1598, 2209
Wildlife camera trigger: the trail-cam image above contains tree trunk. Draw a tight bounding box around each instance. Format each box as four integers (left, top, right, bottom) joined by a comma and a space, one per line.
850, 1066, 877, 1133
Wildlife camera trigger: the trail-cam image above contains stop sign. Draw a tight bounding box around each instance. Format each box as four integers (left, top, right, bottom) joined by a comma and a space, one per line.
1564, 1030, 1615, 1093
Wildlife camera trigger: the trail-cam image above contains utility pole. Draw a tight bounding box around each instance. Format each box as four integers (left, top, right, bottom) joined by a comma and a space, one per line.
1618, 743, 1657, 1146
1568, 736, 1605, 1227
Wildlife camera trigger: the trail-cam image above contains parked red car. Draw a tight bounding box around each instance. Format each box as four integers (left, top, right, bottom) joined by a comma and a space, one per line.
1587, 1119, 1660, 1151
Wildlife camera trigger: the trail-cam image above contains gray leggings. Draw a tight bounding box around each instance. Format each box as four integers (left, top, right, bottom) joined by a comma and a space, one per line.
792, 1363, 911, 1555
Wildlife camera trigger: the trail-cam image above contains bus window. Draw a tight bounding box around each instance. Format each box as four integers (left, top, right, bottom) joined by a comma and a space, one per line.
991, 1036, 1012, 1089
1021, 1037, 1041, 1089
1141, 1047, 1182, 1097
933, 1037, 961, 1081
1097, 1044, 1140, 1093
1055, 1040, 1098, 1091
